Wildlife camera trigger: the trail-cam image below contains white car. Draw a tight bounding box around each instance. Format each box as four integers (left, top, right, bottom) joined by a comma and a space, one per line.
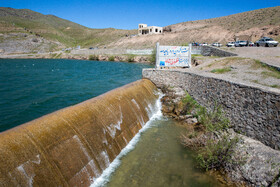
255, 37, 278, 47
201, 43, 208, 46
235, 41, 247, 47
226, 42, 235, 47
212, 42, 222, 47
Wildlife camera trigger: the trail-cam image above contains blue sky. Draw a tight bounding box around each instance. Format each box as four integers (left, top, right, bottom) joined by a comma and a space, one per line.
2, 0, 279, 29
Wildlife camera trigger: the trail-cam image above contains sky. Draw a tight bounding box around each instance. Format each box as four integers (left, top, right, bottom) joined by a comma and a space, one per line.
1, 0, 280, 30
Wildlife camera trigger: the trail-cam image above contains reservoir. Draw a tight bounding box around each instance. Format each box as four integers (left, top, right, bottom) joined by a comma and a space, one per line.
0, 59, 152, 132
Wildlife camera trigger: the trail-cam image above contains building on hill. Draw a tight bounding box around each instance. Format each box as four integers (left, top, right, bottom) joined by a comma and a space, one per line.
138, 24, 163, 35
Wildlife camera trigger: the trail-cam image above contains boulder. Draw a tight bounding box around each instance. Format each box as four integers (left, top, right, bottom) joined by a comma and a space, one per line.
225, 130, 280, 187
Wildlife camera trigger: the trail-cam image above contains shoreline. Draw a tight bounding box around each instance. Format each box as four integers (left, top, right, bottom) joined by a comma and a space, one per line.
0, 52, 155, 64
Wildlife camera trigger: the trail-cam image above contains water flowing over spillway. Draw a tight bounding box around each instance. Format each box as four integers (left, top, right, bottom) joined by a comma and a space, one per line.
0, 79, 159, 186
91, 90, 163, 187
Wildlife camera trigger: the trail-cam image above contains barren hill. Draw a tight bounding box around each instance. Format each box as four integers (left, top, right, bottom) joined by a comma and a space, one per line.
109, 6, 280, 49
0, 7, 136, 51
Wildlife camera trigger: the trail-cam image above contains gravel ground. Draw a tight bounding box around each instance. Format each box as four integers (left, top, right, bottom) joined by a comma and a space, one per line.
222, 46, 280, 69
188, 56, 280, 91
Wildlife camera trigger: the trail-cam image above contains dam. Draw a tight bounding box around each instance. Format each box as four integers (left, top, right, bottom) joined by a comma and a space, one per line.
0, 79, 160, 186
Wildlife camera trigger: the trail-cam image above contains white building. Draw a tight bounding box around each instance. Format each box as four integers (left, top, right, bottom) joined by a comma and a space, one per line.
138, 24, 163, 35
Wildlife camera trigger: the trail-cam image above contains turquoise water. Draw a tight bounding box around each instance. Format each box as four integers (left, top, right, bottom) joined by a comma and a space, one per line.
0, 59, 152, 132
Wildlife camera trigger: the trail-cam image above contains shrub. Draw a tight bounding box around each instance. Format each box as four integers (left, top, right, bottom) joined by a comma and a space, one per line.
196, 135, 239, 171
197, 104, 230, 132
89, 55, 99, 61
181, 92, 199, 114
109, 56, 115, 61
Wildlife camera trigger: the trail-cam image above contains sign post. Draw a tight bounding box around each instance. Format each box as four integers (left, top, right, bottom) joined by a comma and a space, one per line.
155, 43, 191, 68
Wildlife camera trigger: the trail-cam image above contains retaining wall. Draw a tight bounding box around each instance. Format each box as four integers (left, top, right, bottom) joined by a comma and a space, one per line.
143, 69, 280, 149
192, 46, 237, 57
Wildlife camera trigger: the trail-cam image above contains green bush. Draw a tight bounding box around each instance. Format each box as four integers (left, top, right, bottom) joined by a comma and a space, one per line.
197, 104, 230, 132
89, 55, 99, 61
181, 92, 199, 114
109, 56, 115, 61
196, 135, 239, 171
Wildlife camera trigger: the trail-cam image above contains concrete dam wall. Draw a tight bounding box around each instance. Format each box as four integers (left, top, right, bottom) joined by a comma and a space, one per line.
0, 79, 159, 186
143, 69, 280, 150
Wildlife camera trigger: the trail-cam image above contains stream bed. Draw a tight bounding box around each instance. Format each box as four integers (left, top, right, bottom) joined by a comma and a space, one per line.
104, 117, 224, 187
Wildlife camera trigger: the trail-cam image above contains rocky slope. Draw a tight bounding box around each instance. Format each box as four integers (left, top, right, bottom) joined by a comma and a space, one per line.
109, 6, 280, 49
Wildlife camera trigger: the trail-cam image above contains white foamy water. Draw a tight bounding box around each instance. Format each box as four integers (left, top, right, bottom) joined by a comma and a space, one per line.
90, 93, 163, 187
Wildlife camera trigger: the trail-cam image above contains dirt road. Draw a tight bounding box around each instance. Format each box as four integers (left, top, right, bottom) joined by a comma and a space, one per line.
227, 47, 280, 69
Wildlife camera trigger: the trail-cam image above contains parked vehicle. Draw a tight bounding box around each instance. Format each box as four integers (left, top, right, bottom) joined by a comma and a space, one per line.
248, 41, 254, 47
212, 42, 222, 47
201, 43, 208, 46
255, 37, 278, 47
192, 42, 199, 46
235, 40, 247, 47
226, 42, 235, 47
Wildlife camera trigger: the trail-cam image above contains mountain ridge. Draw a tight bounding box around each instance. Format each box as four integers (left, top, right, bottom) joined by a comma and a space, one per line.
0, 6, 279, 52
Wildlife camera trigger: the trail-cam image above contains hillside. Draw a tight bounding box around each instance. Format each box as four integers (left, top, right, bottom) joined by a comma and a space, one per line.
0, 6, 279, 53
109, 6, 280, 49
0, 7, 136, 49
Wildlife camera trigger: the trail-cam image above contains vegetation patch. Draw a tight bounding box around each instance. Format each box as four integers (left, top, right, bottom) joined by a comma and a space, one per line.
211, 67, 231, 74
89, 55, 99, 61
196, 104, 230, 132
195, 135, 239, 171
109, 56, 115, 61
261, 71, 280, 79
181, 92, 198, 115
180, 92, 241, 172
149, 49, 156, 64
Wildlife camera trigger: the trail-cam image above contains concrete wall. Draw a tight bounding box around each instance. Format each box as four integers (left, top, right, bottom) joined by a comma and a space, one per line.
143, 69, 280, 149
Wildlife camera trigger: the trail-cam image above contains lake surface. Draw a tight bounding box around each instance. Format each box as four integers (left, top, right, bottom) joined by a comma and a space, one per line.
0, 59, 152, 132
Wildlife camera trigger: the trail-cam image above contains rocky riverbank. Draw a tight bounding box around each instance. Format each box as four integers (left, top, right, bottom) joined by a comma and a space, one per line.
160, 86, 280, 187
0, 52, 154, 63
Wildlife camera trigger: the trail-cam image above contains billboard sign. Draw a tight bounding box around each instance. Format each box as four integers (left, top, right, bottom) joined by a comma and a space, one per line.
156, 43, 191, 68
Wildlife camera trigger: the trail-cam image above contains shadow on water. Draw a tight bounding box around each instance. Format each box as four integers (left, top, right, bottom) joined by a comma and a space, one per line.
106, 118, 224, 187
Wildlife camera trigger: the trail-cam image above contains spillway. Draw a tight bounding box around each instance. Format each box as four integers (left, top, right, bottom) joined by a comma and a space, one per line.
0, 79, 159, 186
